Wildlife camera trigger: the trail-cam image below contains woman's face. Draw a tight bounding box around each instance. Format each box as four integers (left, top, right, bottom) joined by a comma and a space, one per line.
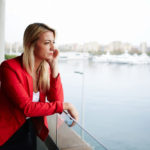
34, 31, 55, 62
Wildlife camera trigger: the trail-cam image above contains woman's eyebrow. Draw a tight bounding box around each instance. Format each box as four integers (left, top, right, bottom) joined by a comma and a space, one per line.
44, 40, 53, 41
44, 40, 55, 43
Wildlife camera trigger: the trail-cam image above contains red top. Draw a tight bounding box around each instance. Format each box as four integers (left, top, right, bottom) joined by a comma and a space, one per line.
0, 55, 64, 146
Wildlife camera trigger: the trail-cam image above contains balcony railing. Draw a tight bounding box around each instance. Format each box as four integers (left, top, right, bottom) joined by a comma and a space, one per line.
45, 111, 108, 150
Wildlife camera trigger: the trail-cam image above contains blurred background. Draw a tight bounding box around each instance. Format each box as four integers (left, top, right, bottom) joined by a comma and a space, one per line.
1, 0, 150, 150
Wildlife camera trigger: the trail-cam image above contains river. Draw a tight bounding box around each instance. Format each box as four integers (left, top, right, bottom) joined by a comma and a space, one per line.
59, 59, 150, 150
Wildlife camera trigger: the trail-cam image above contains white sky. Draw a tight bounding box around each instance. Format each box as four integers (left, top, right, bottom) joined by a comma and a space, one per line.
5, 0, 150, 46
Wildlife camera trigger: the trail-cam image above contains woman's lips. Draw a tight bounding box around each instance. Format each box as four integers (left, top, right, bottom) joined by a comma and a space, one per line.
49, 51, 53, 55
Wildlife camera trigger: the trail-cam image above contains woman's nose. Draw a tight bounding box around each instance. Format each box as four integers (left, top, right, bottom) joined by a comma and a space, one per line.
50, 42, 54, 50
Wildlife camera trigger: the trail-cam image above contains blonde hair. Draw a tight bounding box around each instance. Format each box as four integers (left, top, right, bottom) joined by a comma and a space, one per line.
23, 23, 56, 93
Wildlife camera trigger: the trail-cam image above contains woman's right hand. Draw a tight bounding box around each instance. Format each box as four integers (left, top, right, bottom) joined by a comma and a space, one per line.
63, 102, 79, 127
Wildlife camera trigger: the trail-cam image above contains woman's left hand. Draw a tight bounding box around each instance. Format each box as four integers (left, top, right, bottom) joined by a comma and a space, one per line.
47, 49, 59, 65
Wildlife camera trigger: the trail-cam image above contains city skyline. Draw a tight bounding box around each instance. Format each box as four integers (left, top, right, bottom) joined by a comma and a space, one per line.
5, 40, 149, 54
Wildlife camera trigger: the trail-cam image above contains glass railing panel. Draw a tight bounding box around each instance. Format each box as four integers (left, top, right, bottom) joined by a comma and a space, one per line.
56, 111, 108, 150
47, 114, 58, 143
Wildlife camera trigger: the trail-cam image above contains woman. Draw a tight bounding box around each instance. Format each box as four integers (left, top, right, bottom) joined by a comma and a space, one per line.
0, 23, 78, 150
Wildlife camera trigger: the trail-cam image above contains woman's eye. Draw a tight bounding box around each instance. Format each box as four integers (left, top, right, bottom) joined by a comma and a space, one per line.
44, 41, 55, 45
44, 42, 49, 45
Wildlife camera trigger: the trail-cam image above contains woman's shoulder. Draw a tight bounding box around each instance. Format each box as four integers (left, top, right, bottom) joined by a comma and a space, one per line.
1, 55, 23, 70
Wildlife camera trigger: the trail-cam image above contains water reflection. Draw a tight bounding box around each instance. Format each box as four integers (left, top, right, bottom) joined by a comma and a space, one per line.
59, 60, 150, 150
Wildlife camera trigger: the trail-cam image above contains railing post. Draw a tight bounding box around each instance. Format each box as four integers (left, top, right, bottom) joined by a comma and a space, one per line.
0, 0, 5, 63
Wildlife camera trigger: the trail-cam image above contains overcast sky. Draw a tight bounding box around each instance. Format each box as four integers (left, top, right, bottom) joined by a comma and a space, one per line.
5, 0, 150, 46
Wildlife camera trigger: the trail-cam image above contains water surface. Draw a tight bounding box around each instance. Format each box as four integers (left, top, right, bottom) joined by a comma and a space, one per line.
59, 60, 150, 150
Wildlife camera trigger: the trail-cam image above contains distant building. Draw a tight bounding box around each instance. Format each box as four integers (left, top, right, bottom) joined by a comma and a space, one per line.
123, 43, 132, 52
140, 42, 147, 53
105, 41, 124, 54
5, 42, 23, 54
83, 42, 100, 52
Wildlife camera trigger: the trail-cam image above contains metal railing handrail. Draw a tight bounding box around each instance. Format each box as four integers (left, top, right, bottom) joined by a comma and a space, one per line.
63, 110, 108, 150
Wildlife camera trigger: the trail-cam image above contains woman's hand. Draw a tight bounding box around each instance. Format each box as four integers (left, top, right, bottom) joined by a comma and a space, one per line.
63, 102, 79, 127
48, 49, 59, 64
47, 49, 59, 78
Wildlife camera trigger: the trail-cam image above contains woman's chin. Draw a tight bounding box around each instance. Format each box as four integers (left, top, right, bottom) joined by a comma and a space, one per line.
45, 55, 53, 62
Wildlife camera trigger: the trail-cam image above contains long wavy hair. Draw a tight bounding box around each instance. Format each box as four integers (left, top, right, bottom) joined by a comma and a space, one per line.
23, 23, 56, 93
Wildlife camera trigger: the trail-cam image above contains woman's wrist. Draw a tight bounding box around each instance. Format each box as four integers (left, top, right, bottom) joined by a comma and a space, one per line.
63, 102, 79, 124
63, 102, 71, 110
48, 59, 57, 69
49, 61, 59, 78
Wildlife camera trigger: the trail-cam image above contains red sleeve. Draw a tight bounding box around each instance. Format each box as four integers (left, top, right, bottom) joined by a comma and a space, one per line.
1, 63, 63, 117
46, 73, 64, 103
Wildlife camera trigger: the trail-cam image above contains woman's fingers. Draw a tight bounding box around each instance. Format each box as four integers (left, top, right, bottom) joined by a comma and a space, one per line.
53, 49, 59, 58
68, 106, 79, 127
63, 102, 79, 127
